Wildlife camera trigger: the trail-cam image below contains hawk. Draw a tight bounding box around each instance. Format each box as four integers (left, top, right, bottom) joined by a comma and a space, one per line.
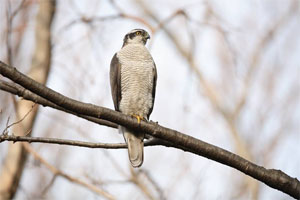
110, 29, 157, 167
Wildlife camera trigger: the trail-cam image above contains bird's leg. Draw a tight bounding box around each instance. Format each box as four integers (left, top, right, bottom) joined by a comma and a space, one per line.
132, 115, 145, 123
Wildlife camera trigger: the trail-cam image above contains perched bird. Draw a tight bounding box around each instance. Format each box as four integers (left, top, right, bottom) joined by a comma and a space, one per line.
110, 29, 157, 167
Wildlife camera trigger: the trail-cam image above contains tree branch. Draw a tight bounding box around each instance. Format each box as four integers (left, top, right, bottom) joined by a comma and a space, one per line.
0, 61, 299, 199
0, 80, 118, 129
0, 135, 127, 148
0, 135, 164, 149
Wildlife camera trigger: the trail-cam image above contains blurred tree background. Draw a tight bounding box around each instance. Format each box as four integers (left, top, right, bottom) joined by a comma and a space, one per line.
0, 0, 299, 199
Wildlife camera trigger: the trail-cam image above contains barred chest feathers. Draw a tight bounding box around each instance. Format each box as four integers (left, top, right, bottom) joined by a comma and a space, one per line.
117, 44, 155, 119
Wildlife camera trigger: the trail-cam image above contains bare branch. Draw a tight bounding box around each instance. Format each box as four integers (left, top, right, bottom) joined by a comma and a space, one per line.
0, 61, 299, 199
0, 134, 126, 149
1, 103, 36, 135
0, 80, 118, 129
0, 135, 172, 149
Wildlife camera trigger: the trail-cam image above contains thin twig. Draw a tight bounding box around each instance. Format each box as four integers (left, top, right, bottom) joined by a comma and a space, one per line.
0, 135, 166, 149
1, 103, 36, 135
0, 135, 127, 149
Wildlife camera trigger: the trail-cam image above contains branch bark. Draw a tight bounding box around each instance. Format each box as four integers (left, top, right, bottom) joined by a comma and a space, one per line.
0, 80, 118, 129
0, 61, 299, 199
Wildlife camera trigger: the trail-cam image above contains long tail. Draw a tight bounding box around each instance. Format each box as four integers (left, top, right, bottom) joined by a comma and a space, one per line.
120, 126, 144, 167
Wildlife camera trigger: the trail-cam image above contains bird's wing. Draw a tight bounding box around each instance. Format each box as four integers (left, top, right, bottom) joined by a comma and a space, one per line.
147, 61, 157, 119
110, 53, 121, 111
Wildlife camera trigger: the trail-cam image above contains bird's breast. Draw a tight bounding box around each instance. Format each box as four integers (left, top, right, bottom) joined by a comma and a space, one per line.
117, 45, 155, 117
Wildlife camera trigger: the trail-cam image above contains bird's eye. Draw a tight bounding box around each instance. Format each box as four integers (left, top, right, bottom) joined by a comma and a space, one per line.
136, 31, 141, 35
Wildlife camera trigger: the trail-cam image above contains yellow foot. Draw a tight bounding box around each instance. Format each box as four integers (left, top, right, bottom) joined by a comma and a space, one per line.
132, 115, 144, 123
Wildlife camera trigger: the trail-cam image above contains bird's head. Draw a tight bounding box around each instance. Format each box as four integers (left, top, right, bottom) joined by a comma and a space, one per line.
122, 29, 150, 47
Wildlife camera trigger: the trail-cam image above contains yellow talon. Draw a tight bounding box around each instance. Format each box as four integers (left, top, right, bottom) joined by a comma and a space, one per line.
132, 115, 144, 123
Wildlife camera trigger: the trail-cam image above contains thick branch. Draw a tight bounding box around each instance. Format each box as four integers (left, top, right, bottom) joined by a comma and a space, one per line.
0, 61, 299, 199
0, 80, 118, 129
0, 80, 170, 145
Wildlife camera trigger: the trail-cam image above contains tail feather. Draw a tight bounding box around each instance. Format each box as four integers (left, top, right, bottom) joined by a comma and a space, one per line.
121, 126, 144, 167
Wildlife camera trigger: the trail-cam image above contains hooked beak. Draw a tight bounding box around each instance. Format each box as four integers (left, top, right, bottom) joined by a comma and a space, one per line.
143, 34, 151, 44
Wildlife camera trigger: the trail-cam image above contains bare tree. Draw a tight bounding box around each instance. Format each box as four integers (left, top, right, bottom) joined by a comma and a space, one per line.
0, 0, 299, 199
